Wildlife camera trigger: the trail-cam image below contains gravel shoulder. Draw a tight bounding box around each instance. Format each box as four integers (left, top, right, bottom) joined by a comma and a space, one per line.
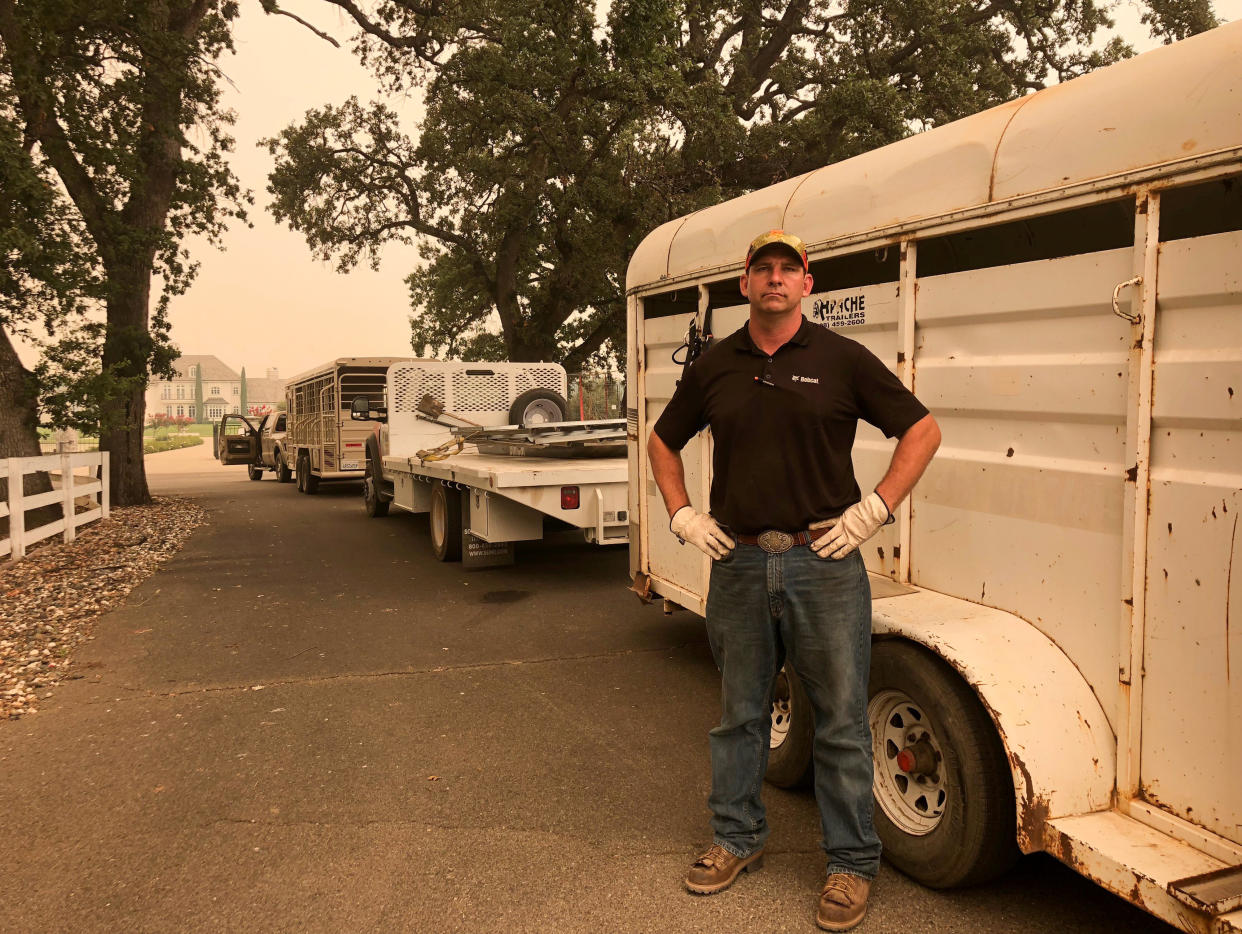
0, 495, 206, 719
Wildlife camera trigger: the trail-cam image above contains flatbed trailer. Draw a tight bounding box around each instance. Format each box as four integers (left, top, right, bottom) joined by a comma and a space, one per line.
354, 360, 629, 566
382, 445, 628, 566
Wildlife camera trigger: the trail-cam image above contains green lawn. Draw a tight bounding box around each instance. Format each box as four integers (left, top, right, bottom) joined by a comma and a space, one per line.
145, 435, 204, 454
143, 422, 215, 438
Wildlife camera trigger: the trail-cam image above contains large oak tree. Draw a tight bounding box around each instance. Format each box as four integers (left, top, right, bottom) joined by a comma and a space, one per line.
0, 0, 248, 505
265, 0, 1215, 370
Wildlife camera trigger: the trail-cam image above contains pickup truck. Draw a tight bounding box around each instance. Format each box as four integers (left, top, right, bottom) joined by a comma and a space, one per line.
216, 412, 292, 482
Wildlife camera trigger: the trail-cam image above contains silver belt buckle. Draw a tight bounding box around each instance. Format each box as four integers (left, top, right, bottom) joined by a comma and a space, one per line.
757, 530, 794, 554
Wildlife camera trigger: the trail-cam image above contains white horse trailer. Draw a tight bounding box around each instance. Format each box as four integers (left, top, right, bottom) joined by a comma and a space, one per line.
626, 22, 1242, 932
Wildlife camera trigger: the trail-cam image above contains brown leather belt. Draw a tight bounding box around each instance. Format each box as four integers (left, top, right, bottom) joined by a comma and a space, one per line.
735, 529, 818, 554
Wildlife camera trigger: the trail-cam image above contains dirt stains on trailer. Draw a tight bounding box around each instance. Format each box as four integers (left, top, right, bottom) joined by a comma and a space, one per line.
1010, 747, 1053, 852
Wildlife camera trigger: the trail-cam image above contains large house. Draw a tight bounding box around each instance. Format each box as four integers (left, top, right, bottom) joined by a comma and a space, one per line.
145, 356, 285, 422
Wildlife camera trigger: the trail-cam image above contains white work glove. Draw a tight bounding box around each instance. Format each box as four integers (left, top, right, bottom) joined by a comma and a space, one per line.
810, 492, 891, 560
670, 505, 736, 560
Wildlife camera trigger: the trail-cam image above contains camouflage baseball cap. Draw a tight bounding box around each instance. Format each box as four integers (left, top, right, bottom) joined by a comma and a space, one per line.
745, 229, 808, 272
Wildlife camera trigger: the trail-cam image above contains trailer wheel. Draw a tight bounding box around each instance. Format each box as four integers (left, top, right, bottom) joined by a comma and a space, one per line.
508, 388, 568, 427
430, 482, 462, 561
247, 462, 264, 481
868, 640, 1017, 888
765, 664, 814, 788
297, 452, 320, 495
274, 449, 293, 483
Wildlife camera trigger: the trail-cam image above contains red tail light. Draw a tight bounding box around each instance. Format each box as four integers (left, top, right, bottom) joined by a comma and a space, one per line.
561, 486, 580, 509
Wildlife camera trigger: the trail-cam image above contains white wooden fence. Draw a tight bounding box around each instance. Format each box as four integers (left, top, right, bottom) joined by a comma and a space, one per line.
0, 452, 111, 562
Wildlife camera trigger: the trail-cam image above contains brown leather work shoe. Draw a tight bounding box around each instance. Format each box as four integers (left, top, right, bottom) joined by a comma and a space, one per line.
816, 872, 871, 931
683, 843, 765, 894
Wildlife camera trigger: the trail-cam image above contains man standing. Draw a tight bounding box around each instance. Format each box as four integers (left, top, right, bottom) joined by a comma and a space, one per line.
647, 230, 940, 931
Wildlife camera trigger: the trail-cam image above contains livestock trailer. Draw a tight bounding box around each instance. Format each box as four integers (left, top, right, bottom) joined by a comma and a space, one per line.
627, 22, 1242, 932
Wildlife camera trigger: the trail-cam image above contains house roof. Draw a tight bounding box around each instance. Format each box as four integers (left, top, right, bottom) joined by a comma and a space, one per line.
173, 355, 240, 382
244, 377, 286, 404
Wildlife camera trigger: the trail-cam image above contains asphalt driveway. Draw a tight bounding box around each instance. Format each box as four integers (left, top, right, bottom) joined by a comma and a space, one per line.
0, 443, 1175, 933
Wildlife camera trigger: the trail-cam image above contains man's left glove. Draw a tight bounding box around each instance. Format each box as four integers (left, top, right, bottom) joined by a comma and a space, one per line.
670, 505, 736, 559
810, 492, 891, 560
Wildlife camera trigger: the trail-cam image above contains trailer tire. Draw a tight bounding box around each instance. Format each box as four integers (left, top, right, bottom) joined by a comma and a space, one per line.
247, 462, 264, 481
508, 388, 568, 428
274, 449, 293, 483
868, 640, 1018, 889
765, 664, 814, 788
430, 482, 462, 562
297, 452, 320, 495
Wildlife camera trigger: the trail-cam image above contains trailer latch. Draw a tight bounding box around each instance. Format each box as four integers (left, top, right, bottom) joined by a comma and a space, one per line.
1111, 276, 1143, 323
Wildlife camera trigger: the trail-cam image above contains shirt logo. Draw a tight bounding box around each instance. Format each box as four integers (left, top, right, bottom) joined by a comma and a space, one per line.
792, 375, 820, 384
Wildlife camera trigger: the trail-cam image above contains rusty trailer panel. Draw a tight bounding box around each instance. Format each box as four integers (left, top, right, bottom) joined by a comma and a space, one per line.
1045, 812, 1240, 933
868, 589, 1115, 850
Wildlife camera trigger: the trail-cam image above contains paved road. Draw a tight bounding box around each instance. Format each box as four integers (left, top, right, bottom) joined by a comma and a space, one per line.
0, 443, 1175, 933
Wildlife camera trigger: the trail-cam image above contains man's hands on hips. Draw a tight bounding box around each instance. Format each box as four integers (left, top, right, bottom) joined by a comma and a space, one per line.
670, 506, 736, 559
810, 492, 891, 560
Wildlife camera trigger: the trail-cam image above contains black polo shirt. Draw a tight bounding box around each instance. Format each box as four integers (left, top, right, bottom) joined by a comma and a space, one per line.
653, 316, 928, 535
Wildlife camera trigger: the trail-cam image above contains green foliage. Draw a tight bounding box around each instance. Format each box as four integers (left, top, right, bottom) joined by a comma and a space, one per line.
0, 104, 104, 338
1140, 0, 1218, 41
33, 303, 180, 434
265, 0, 1216, 371
144, 434, 203, 454
0, 0, 251, 500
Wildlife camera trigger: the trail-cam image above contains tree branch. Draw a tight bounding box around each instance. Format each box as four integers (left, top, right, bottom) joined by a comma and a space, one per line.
259, 2, 342, 47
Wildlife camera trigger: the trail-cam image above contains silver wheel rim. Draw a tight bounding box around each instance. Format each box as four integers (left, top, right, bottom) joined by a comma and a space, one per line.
520, 399, 561, 426
770, 670, 792, 749
869, 689, 947, 835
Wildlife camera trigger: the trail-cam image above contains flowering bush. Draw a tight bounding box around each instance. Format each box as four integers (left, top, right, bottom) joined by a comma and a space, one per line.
148, 413, 195, 431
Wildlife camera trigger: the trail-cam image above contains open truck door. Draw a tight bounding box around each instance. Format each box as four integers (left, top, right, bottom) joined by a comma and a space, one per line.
217, 414, 258, 465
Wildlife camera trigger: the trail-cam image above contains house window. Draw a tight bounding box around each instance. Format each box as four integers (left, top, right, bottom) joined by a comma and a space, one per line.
232, 385, 239, 396
161, 386, 170, 399
176, 405, 184, 416
211, 386, 220, 396
166, 405, 173, 416
188, 405, 196, 418
176, 385, 185, 399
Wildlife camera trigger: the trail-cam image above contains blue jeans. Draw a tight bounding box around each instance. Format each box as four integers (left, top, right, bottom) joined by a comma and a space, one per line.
703, 544, 880, 879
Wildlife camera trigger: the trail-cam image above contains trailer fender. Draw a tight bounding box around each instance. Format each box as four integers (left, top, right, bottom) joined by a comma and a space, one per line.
870, 587, 1115, 853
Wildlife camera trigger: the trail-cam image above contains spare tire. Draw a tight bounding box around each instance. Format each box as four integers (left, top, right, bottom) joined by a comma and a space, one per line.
508, 388, 569, 428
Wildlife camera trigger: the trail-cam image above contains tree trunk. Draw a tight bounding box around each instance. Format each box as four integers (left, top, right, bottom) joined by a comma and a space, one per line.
0, 325, 59, 536
101, 260, 153, 506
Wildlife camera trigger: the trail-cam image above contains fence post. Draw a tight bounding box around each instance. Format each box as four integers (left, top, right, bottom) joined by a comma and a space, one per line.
100, 451, 110, 519
8, 458, 25, 560
61, 452, 76, 544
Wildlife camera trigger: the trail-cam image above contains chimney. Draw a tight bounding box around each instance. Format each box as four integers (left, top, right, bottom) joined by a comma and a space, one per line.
266, 367, 280, 380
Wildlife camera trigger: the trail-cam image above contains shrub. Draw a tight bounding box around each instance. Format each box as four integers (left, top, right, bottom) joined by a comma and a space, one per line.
144, 435, 203, 455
